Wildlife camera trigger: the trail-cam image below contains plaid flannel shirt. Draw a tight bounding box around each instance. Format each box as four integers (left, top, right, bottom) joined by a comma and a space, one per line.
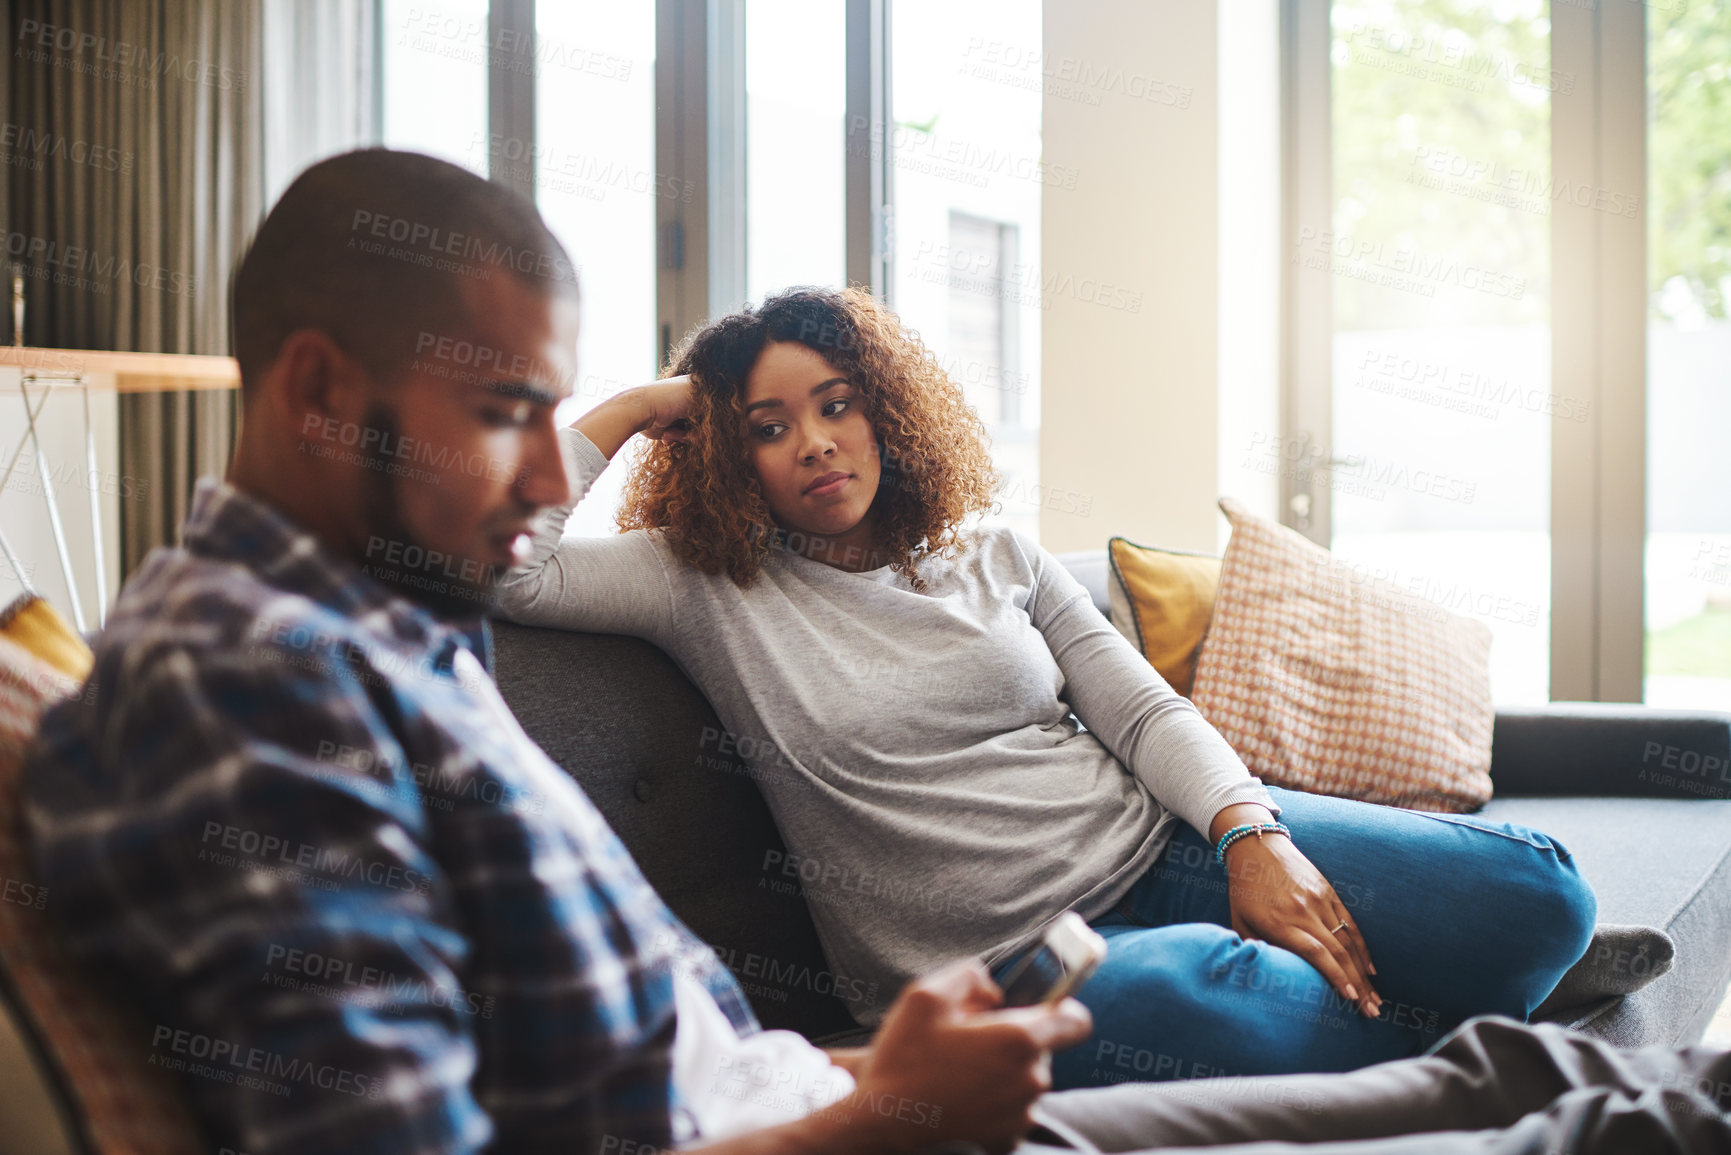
23, 478, 758, 1155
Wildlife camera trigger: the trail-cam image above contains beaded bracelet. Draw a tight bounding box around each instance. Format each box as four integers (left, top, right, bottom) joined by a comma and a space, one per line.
1213, 821, 1292, 867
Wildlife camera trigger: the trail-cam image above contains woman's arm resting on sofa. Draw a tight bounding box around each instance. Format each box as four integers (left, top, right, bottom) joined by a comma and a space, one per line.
1010, 534, 1383, 1014
1009, 529, 1277, 839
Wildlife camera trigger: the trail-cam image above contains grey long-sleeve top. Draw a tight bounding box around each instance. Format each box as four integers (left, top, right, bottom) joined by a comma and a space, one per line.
495, 426, 1277, 1024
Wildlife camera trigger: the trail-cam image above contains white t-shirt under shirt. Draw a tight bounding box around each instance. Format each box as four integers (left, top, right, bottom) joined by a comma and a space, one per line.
670, 971, 854, 1146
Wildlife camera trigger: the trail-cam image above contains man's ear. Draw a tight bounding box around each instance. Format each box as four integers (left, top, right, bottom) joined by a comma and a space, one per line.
262, 329, 373, 434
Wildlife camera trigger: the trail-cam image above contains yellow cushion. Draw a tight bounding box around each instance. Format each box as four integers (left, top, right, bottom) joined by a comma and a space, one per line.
1106, 538, 1222, 698
0, 596, 92, 682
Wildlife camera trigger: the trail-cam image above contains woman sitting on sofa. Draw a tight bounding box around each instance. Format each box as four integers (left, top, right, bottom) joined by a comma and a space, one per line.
494, 285, 1596, 1089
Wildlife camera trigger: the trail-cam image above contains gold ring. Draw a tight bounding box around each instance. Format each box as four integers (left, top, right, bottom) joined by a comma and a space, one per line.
1330, 920, 1348, 934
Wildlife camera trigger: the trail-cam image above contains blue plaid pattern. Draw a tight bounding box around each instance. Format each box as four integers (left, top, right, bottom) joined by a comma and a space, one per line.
23, 479, 757, 1155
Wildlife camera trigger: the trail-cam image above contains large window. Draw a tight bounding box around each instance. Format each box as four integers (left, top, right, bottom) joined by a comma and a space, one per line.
1291, 0, 1725, 705
383, 0, 1050, 544
381, 3, 658, 538
946, 213, 1025, 429
381, 0, 488, 172
745, 0, 847, 304
532, 3, 659, 537
890, 0, 1044, 541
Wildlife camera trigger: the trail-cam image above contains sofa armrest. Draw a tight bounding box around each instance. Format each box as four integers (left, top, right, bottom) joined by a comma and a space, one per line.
1489, 702, 1731, 799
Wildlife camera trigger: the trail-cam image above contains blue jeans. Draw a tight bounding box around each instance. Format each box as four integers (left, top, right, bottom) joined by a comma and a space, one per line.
1044, 786, 1597, 1090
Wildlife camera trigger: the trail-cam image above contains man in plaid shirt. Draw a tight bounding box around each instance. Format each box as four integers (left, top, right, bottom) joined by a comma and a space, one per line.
22, 148, 1731, 1155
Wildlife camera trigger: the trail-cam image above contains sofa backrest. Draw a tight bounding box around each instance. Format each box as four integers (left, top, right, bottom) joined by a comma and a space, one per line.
0, 624, 207, 1153
489, 624, 863, 1038
1051, 549, 1111, 618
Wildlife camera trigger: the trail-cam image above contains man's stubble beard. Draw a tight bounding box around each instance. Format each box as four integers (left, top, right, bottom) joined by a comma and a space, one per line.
357, 401, 503, 621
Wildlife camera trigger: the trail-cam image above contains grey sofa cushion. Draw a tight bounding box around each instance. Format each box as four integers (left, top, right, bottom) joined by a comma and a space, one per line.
1480, 795, 1731, 1046
489, 623, 861, 1038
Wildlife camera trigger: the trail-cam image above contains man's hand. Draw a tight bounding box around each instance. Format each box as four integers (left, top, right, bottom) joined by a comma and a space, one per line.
690, 960, 1090, 1155
827, 958, 1092, 1154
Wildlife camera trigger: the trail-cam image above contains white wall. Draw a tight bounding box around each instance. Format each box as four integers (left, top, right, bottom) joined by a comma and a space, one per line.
1040, 0, 1221, 554
0, 365, 123, 632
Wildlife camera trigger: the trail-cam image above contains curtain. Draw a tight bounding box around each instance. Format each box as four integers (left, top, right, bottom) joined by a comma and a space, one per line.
262, 0, 380, 204
6, 0, 262, 574
6, 0, 379, 578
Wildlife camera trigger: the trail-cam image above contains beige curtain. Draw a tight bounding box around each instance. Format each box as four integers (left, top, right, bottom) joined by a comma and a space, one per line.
6, 0, 264, 574
7, 0, 381, 578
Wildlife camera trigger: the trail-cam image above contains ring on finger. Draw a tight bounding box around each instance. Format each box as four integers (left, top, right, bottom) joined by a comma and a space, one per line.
1329, 919, 1348, 935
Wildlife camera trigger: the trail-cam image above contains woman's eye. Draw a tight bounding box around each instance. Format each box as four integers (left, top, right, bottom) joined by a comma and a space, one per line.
756, 422, 786, 440
824, 398, 849, 417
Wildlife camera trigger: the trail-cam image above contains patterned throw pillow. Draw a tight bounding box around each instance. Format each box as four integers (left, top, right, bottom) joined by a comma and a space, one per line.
0, 630, 206, 1153
1190, 498, 1496, 812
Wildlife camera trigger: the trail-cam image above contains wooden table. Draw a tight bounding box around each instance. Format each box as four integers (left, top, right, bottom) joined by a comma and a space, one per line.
0, 345, 239, 390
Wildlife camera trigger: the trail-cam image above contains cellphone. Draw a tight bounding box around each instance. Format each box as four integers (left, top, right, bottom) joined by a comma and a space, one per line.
997, 911, 1108, 1008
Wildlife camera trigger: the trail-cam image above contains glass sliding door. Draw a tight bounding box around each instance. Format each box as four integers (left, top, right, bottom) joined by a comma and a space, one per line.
1644, 1, 1731, 709
1326, 0, 1555, 704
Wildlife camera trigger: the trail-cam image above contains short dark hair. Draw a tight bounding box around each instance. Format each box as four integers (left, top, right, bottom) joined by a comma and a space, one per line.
231, 148, 579, 397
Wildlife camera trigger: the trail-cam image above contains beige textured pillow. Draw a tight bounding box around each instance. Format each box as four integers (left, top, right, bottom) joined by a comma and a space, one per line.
1190, 498, 1495, 812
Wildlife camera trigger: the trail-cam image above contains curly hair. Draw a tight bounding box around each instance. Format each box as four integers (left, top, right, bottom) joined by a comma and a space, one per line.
615, 286, 1001, 592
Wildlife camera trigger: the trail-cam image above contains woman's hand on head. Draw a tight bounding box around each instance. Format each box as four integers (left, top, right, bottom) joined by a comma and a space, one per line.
632, 374, 697, 444
1221, 829, 1383, 1019
569, 375, 696, 461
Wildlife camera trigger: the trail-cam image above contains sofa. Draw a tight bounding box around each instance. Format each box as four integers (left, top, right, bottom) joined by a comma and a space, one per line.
2, 549, 1730, 1155
491, 547, 1731, 1050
